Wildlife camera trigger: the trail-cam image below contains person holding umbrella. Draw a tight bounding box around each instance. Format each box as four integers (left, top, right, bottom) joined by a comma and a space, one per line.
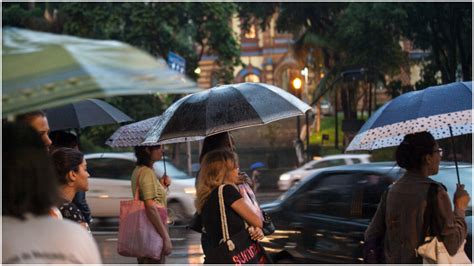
192, 132, 270, 255
364, 131, 470, 263
195, 149, 266, 263
132, 145, 172, 264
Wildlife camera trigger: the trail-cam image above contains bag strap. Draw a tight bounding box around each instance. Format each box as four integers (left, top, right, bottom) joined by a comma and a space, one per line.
218, 184, 236, 251
133, 166, 145, 201
419, 183, 438, 244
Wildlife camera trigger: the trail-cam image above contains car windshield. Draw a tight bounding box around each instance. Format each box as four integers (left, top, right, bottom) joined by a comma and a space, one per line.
153, 160, 192, 180
431, 166, 472, 214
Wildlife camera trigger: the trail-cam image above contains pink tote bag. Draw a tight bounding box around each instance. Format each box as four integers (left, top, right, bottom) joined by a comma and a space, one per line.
117, 168, 168, 260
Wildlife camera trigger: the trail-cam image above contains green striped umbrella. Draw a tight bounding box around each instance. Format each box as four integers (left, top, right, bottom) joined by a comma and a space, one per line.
2, 27, 200, 117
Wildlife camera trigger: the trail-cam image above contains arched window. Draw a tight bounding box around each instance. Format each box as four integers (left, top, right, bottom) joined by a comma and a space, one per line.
244, 74, 260, 83
244, 25, 257, 39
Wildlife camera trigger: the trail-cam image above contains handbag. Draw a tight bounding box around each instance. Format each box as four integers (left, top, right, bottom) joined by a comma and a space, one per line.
416, 183, 471, 264
204, 184, 271, 264
417, 237, 470, 264
117, 167, 168, 260
262, 210, 275, 236
187, 212, 203, 233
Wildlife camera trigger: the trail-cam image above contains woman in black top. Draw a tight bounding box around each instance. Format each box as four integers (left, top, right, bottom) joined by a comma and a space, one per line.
195, 149, 264, 262
51, 148, 91, 232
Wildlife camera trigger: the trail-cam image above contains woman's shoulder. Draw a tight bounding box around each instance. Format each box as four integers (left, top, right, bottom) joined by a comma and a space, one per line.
3, 215, 101, 263
59, 202, 85, 222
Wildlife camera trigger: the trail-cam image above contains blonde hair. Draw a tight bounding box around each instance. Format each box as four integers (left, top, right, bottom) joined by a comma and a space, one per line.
195, 149, 238, 213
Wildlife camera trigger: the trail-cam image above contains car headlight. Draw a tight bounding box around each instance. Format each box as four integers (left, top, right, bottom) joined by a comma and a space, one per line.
279, 174, 291, 181
184, 187, 196, 196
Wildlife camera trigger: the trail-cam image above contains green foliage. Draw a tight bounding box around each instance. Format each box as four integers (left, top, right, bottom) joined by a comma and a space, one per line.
399, 2, 472, 82
3, 3, 242, 151
3, 2, 241, 83
335, 3, 407, 79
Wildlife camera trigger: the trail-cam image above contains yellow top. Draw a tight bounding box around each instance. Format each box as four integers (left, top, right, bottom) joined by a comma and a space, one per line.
131, 165, 167, 207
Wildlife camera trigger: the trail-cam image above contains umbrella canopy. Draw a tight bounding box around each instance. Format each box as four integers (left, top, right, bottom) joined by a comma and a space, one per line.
106, 116, 162, 147
250, 162, 265, 171
346, 81, 472, 151
142, 82, 312, 145
45, 99, 133, 131
2, 27, 201, 117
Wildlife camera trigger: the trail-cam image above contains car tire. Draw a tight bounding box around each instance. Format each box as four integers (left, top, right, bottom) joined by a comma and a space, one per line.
168, 201, 187, 225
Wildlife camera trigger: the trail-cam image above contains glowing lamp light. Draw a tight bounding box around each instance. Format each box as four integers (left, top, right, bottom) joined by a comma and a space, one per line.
292, 77, 302, 90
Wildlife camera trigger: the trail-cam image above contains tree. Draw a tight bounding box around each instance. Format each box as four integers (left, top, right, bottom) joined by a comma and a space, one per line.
3, 2, 242, 149
237, 3, 408, 146
400, 2, 472, 83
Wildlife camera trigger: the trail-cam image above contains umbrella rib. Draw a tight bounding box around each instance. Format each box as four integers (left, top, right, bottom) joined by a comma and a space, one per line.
205, 89, 212, 135
232, 85, 263, 123
71, 101, 81, 130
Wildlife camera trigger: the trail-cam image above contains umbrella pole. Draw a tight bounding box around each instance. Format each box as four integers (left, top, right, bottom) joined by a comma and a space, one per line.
76, 128, 81, 150
448, 125, 461, 185
162, 147, 167, 176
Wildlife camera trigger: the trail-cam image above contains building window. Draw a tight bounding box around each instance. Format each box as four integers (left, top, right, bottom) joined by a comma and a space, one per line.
244, 74, 260, 82
244, 25, 257, 39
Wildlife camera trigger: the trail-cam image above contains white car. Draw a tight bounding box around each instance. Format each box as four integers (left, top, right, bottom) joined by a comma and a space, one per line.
84, 152, 196, 224
277, 154, 371, 191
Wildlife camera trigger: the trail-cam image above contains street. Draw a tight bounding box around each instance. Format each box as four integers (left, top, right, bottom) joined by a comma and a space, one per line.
93, 225, 203, 264
91, 190, 282, 263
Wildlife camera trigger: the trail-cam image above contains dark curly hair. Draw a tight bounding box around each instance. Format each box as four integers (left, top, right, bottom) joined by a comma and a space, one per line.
395, 131, 437, 171
51, 147, 84, 185
199, 132, 235, 163
135, 145, 162, 167
3, 122, 60, 219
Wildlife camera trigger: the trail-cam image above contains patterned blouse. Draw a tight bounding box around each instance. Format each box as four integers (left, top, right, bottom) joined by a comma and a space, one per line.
59, 201, 86, 224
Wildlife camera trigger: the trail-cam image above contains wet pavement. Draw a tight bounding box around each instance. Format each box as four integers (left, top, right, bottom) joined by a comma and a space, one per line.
92, 190, 282, 263
93, 225, 204, 264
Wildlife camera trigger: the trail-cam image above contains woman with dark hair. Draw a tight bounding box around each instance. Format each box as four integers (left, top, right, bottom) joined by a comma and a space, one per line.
50, 130, 93, 226
132, 145, 172, 263
2, 122, 101, 264
365, 131, 470, 263
51, 147, 90, 231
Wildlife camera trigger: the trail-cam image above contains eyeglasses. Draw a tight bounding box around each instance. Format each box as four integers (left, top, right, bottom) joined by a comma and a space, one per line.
433, 148, 443, 157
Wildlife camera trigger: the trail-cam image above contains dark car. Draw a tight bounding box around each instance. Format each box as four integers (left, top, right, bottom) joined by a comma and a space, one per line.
261, 162, 472, 263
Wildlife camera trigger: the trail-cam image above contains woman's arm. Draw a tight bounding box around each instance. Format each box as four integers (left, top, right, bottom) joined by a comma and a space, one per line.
144, 199, 173, 255
230, 198, 263, 228
435, 186, 468, 256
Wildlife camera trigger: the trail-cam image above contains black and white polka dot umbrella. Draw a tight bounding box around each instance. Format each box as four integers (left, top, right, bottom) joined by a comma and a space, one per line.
142, 82, 312, 145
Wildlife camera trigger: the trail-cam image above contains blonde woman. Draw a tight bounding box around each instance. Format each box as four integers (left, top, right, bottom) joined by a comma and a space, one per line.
196, 149, 264, 263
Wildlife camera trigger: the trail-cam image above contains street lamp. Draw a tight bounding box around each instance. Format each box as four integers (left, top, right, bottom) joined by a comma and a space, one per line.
301, 67, 310, 162
291, 76, 304, 165
334, 68, 367, 149
292, 77, 302, 91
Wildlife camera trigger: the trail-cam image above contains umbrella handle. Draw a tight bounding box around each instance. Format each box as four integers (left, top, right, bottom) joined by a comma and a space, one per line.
162, 148, 167, 176
448, 125, 461, 185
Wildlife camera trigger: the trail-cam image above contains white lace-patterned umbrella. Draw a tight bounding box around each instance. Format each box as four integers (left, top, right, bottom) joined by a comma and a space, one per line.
106, 116, 162, 147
